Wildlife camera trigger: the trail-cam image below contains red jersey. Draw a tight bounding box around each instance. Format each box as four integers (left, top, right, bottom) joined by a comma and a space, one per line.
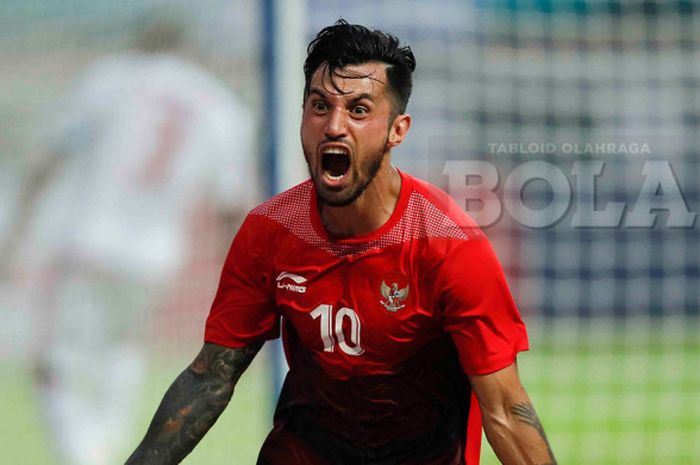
205, 171, 528, 465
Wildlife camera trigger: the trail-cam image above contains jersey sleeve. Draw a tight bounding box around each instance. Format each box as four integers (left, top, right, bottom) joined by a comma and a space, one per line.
438, 236, 529, 376
204, 214, 279, 348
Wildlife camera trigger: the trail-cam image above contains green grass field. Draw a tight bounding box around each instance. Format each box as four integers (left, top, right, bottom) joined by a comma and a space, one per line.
3, 320, 698, 464
482, 319, 700, 465
0, 351, 272, 465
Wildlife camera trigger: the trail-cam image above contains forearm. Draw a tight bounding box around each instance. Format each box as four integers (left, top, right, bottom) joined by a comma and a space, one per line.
126, 342, 262, 465
125, 367, 230, 464
469, 363, 556, 465
482, 400, 556, 465
1, 151, 61, 269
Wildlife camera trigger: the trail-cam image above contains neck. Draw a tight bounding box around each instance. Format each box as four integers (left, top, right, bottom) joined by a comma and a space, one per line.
319, 159, 402, 237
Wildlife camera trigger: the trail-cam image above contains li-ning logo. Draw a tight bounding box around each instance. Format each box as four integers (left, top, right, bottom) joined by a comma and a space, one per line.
276, 272, 308, 293
380, 280, 409, 312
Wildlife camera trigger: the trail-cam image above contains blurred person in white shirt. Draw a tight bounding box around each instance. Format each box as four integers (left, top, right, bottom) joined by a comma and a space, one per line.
2, 17, 258, 465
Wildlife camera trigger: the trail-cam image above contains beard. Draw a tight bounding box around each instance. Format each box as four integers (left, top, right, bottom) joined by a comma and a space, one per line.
304, 137, 388, 207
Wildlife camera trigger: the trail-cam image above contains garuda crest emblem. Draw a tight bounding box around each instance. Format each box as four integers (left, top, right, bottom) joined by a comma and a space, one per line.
380, 280, 410, 312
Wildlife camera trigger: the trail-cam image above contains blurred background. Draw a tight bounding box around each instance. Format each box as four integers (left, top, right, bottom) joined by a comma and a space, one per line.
1, 1, 698, 464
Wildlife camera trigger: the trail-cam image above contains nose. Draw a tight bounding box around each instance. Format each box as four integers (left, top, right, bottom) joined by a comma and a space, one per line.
324, 106, 347, 139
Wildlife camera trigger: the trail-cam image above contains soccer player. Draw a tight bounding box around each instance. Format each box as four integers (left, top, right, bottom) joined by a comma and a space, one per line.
2, 20, 257, 465
127, 20, 556, 465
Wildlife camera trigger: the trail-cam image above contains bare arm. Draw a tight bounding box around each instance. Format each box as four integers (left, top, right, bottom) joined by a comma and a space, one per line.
0, 150, 63, 272
469, 362, 556, 465
125, 341, 263, 465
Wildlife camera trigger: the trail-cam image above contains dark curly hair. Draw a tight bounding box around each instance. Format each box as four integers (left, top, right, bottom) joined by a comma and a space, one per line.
304, 19, 416, 115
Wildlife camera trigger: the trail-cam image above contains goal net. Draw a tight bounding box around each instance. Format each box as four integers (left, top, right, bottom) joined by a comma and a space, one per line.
304, 2, 699, 464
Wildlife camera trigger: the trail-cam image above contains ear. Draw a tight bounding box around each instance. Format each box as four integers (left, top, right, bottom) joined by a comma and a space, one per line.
387, 113, 411, 149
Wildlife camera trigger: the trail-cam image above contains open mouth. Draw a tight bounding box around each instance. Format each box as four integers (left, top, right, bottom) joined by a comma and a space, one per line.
321, 148, 351, 180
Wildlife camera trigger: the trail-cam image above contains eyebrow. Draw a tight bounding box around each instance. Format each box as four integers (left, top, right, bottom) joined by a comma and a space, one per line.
349, 93, 375, 104
308, 87, 375, 104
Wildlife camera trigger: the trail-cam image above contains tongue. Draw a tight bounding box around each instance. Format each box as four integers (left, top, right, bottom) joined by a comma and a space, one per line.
322, 153, 350, 177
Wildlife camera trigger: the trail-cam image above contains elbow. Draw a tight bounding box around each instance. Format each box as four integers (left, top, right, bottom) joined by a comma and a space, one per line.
481, 407, 517, 443
483, 408, 512, 431
481, 410, 530, 463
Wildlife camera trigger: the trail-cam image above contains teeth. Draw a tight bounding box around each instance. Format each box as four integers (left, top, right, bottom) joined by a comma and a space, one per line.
323, 148, 348, 155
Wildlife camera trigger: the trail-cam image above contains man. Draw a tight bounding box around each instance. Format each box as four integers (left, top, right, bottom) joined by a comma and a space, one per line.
127, 20, 556, 465
3, 19, 257, 465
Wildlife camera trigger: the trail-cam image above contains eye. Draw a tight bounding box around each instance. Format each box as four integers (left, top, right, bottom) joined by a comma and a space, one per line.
351, 105, 369, 116
311, 100, 328, 113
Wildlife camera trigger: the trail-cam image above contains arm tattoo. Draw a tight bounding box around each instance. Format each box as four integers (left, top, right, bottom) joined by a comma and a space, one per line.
125, 342, 263, 465
510, 402, 557, 465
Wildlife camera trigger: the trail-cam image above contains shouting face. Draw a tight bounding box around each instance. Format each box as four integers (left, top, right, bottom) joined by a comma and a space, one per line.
301, 62, 405, 207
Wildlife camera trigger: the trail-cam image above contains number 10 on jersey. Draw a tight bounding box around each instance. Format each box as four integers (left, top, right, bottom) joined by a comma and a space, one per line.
310, 304, 365, 356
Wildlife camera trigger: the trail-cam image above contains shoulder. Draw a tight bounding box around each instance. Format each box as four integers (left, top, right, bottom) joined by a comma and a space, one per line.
63, 55, 138, 107
79, 54, 138, 81
250, 179, 313, 221
226, 180, 316, 266
401, 172, 485, 242
151, 55, 245, 108
239, 179, 314, 238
